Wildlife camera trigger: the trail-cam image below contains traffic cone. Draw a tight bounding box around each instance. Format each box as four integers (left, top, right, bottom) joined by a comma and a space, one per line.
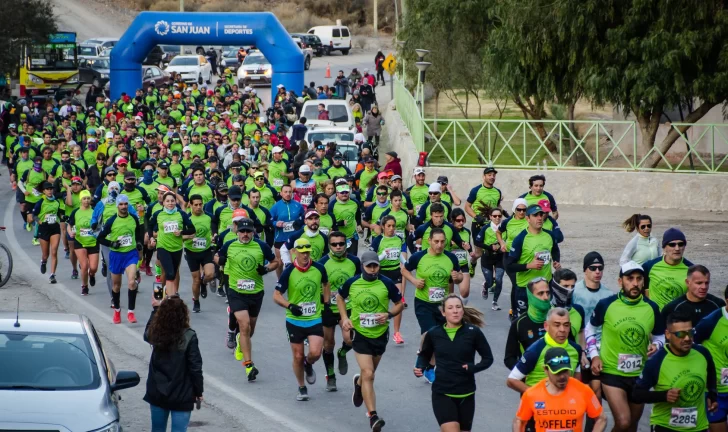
325, 63, 331, 78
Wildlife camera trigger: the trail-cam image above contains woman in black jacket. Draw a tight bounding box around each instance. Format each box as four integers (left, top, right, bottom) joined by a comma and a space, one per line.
144, 295, 203, 432
414, 295, 493, 432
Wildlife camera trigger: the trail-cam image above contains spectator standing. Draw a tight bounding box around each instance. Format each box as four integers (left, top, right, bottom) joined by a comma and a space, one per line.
363, 106, 383, 147
374, 51, 386, 86
383, 151, 402, 177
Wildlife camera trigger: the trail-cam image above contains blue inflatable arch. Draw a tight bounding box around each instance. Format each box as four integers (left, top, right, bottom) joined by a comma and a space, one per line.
110, 11, 303, 102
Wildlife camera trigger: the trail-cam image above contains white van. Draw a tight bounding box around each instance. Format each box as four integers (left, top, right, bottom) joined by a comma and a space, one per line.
300, 99, 355, 130
307, 26, 352, 56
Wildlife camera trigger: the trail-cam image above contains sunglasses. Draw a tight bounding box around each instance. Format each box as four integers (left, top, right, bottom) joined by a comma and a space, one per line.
639, 224, 652, 229
150, 151, 158, 155
669, 329, 695, 339
587, 265, 604, 272
338, 191, 349, 195
667, 241, 686, 248
118, 164, 127, 167
454, 218, 466, 223
254, 177, 265, 181
491, 214, 502, 218
376, 192, 388, 196
515, 208, 527, 212
330, 242, 347, 247
295, 246, 311, 251
546, 356, 571, 368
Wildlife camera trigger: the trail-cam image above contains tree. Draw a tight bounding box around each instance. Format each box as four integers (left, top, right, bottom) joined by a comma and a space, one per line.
0, 0, 58, 78
561, 0, 728, 168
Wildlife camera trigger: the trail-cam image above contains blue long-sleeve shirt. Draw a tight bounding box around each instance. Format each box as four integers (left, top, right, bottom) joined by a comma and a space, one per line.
269, 198, 305, 243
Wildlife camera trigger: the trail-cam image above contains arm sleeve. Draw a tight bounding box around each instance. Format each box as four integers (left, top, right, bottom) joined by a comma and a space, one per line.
261, 241, 276, 262
514, 340, 544, 376
548, 217, 564, 243
180, 212, 196, 235
549, 231, 561, 262
469, 329, 494, 373
280, 241, 292, 265
633, 352, 669, 404
620, 235, 639, 265
504, 321, 523, 369
465, 186, 478, 204
31, 200, 43, 217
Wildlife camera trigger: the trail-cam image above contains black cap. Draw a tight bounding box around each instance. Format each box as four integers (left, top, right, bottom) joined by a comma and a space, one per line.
386, 151, 398, 158
237, 218, 255, 232
230, 161, 243, 169
333, 151, 343, 159
124, 171, 136, 179
41, 181, 53, 190
543, 347, 571, 373
437, 175, 448, 185
18, 146, 29, 153
158, 161, 169, 169
583, 251, 604, 271
216, 182, 229, 192
483, 167, 498, 174
208, 156, 219, 162
228, 185, 243, 200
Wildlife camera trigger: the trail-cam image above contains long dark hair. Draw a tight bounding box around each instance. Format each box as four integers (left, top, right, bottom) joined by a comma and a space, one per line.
147, 296, 190, 351
623, 214, 651, 233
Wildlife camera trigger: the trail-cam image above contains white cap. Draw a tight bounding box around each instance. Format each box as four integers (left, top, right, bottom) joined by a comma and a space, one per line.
251, 89, 257, 94
173, 91, 180, 95
104, 98, 111, 102
272, 146, 284, 153
87, 138, 97, 143
259, 116, 266, 123
276, 84, 284, 89
299, 165, 311, 174
428, 183, 441, 193
413, 167, 425, 175
620, 261, 645, 277
134, 136, 143, 142
233, 122, 240, 129
244, 86, 252, 92
183, 146, 192, 153
209, 121, 216, 126
192, 120, 199, 125
105, 132, 114, 139
180, 124, 187, 130
223, 111, 231, 115
207, 107, 215, 112
363, 68, 369, 73
134, 116, 142, 121
8, 123, 16, 128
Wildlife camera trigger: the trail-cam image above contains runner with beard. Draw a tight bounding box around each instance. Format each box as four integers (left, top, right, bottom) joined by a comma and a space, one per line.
281, 210, 330, 264
328, 179, 362, 255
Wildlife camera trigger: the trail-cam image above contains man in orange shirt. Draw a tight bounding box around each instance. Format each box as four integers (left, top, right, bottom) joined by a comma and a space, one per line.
514, 347, 607, 432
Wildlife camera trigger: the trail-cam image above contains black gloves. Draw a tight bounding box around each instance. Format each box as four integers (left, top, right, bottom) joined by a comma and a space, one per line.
287, 303, 303, 316
474, 215, 487, 225
337, 219, 347, 227
136, 243, 143, 251
110, 240, 121, 249
257, 264, 268, 275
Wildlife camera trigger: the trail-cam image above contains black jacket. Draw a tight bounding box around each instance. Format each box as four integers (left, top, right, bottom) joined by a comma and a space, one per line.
143, 309, 204, 412
85, 163, 105, 193
419, 324, 493, 395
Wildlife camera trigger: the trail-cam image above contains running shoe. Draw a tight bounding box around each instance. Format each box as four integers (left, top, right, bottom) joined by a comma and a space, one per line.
468, 262, 475, 277
226, 331, 236, 349
127, 311, 137, 324
40, 260, 47, 274
393, 332, 404, 345
101, 260, 107, 277
26, 222, 32, 232
369, 415, 385, 432
492, 301, 501, 311
135, 270, 141, 284
481, 281, 488, 300
423, 367, 435, 384
89, 274, 96, 287
234, 333, 244, 361
49, 274, 57, 284
192, 299, 201, 313
402, 298, 408, 309
112, 309, 121, 324
296, 386, 309, 401
326, 375, 337, 392
64, 249, 70, 259
145, 265, 153, 277
81, 286, 89, 296
352, 374, 363, 407
304, 358, 316, 385
71, 269, 79, 279
337, 348, 349, 375
32, 238, 39, 246
217, 287, 225, 297
200, 282, 208, 299
246, 363, 258, 382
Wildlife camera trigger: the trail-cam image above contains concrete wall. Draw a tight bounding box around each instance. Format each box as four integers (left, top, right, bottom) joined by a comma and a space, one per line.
383, 101, 728, 211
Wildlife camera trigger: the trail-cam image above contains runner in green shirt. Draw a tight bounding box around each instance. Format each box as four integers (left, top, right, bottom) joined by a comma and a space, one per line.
268, 146, 293, 192
149, 192, 195, 297
338, 251, 403, 431
67, 190, 99, 296
643, 228, 694, 310
183, 194, 216, 313
31, 181, 62, 283
464, 166, 502, 239
328, 180, 362, 255
273, 238, 330, 401
694, 289, 728, 427
406, 167, 430, 215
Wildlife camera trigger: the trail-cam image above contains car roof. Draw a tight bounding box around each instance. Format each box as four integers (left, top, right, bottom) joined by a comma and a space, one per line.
0, 312, 86, 335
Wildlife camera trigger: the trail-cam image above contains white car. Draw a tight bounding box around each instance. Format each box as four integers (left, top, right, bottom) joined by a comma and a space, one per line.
237, 52, 272, 87
302, 126, 358, 172
164, 55, 212, 85
301, 99, 356, 130
307, 26, 352, 56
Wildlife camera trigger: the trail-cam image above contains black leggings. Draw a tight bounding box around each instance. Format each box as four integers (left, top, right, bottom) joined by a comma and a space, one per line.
376, 70, 385, 84
432, 392, 475, 431
157, 248, 182, 280
367, 135, 381, 147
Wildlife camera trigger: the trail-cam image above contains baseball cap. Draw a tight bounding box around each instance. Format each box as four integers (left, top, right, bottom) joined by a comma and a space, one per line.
583, 251, 604, 271
71, 176, 83, 184
413, 167, 425, 175
299, 165, 311, 174
155, 184, 172, 193
293, 238, 312, 252
105, 131, 114, 139
116, 194, 129, 205
386, 151, 398, 158
232, 209, 249, 222
538, 199, 552, 213
236, 218, 255, 231
272, 146, 284, 153
116, 157, 129, 165
483, 167, 498, 175
158, 161, 169, 169
428, 183, 441, 194
525, 204, 544, 216
377, 171, 390, 180
80, 190, 91, 199
216, 182, 229, 192
134, 136, 144, 142
364, 156, 374, 163
436, 175, 448, 185
183, 146, 192, 153
228, 185, 243, 200
333, 151, 343, 159
361, 251, 380, 267
619, 261, 645, 277
390, 175, 402, 181
305, 210, 319, 219
230, 161, 243, 169
253, 171, 265, 179
544, 347, 571, 374
41, 181, 53, 190
124, 171, 136, 179
336, 185, 350, 193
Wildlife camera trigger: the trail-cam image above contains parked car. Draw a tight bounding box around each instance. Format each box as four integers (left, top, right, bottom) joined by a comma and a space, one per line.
160, 45, 182, 59
307, 26, 352, 55
237, 52, 271, 87
99, 45, 168, 69
291, 33, 324, 57
78, 38, 119, 60
103, 65, 169, 96
291, 38, 313, 71
301, 99, 356, 130
164, 55, 212, 84
79, 57, 110, 88
220, 46, 242, 72
0, 312, 140, 431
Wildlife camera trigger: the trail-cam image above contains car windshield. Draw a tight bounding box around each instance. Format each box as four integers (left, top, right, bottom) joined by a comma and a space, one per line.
307, 131, 355, 143
169, 57, 198, 66
303, 104, 350, 123
90, 59, 110, 70
0, 331, 100, 390
78, 46, 97, 56
160, 45, 181, 55
243, 55, 268, 66
338, 145, 357, 161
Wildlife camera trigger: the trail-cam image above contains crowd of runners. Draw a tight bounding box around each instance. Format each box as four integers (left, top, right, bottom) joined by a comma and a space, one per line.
3, 74, 728, 432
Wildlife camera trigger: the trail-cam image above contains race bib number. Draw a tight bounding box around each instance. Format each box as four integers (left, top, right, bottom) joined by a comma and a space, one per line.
395, 230, 405, 238
319, 227, 329, 236
44, 214, 57, 224
300, 302, 317, 317
721, 368, 728, 385
415, 204, 422, 213
118, 235, 133, 247
536, 250, 551, 265
669, 407, 697, 428
192, 237, 207, 249
236, 280, 255, 291
163, 221, 179, 233
282, 222, 295, 232
617, 353, 643, 373
383, 247, 400, 261
428, 287, 446, 302
32, 188, 42, 197
273, 178, 284, 187
359, 313, 378, 328
453, 249, 468, 262
300, 195, 312, 205
79, 228, 93, 237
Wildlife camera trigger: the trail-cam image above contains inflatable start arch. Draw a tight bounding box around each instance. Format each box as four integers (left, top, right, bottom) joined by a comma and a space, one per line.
110, 11, 304, 102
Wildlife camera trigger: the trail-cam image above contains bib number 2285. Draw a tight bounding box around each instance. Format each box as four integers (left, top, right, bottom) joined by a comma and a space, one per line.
669, 407, 697, 428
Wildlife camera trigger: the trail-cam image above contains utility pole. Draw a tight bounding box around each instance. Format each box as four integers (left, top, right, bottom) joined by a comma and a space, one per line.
373, 0, 378, 37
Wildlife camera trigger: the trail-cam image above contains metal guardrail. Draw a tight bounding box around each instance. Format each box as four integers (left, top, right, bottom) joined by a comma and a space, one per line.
392, 77, 728, 173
